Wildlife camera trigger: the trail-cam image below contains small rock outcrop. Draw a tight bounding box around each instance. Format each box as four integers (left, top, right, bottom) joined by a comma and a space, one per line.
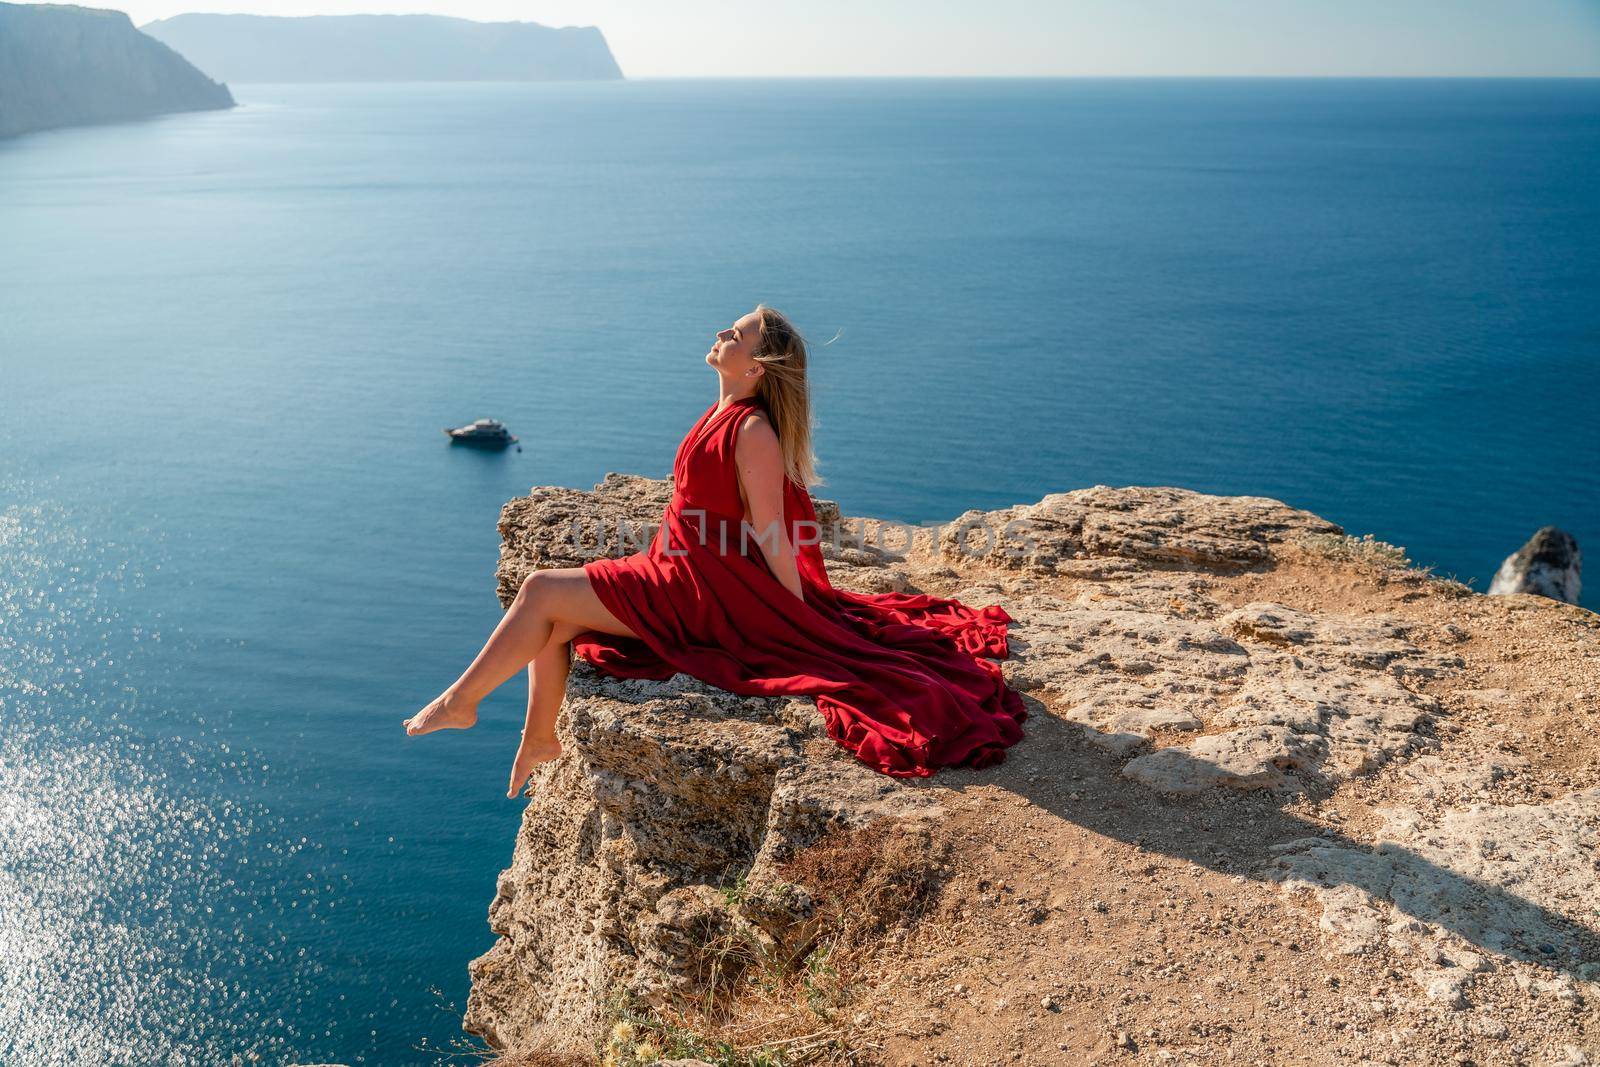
1489, 526, 1582, 604
0, 2, 233, 139
465, 479, 1600, 1063
140, 13, 623, 84
938, 485, 1341, 574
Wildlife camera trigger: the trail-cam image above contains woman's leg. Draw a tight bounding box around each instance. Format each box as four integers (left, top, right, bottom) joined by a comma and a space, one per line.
504, 621, 582, 797
403, 568, 636, 736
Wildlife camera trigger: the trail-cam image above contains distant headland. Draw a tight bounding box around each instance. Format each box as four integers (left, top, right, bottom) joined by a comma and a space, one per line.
0, 3, 233, 139
140, 12, 624, 83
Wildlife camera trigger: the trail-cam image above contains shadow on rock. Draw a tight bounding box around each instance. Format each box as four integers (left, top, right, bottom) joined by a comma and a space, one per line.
923, 698, 1600, 986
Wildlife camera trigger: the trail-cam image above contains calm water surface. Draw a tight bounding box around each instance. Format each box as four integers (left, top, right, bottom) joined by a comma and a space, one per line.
1, 79, 1597, 1064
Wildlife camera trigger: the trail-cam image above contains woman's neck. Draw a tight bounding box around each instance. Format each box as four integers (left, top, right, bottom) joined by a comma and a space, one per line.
716, 381, 761, 410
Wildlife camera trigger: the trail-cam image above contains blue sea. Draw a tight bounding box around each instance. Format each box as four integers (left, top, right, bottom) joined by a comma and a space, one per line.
2, 79, 1597, 1065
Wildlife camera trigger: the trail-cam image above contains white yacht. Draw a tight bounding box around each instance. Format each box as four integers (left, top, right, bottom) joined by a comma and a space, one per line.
444, 417, 518, 448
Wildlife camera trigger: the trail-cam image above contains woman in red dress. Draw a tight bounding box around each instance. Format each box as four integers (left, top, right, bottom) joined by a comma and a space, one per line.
404, 306, 1026, 797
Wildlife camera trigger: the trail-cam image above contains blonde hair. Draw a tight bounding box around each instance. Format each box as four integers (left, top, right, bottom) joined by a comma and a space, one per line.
750, 304, 822, 487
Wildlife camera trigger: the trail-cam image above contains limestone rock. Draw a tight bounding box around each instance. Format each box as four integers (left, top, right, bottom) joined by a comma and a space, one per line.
633, 883, 739, 1000
494, 474, 671, 600
939, 485, 1341, 574
1271, 789, 1600, 973
463, 666, 940, 1050
1123, 725, 1323, 794
1000, 586, 1247, 757
464, 477, 1599, 1056
1415, 967, 1471, 1010
1488, 526, 1582, 605
1005, 587, 1442, 786
735, 879, 823, 961
1220, 603, 1462, 678
1397, 753, 1532, 805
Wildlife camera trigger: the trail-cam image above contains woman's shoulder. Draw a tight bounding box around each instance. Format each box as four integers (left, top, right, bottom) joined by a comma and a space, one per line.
734, 405, 777, 444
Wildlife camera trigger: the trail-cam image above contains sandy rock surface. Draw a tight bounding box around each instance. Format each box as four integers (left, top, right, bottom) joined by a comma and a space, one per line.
465, 478, 1600, 1065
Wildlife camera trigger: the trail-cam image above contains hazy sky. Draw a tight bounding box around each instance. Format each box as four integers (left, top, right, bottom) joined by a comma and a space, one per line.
116, 0, 1600, 78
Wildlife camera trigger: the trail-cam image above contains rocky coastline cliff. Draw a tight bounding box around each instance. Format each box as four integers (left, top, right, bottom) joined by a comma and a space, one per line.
0, 2, 233, 139
467, 477, 1599, 1065
140, 13, 623, 83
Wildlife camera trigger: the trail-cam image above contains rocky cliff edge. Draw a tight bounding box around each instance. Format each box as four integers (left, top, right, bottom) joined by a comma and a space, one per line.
465, 478, 1599, 1066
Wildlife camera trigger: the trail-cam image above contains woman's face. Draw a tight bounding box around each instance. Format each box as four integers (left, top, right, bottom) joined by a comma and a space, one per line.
706, 311, 765, 380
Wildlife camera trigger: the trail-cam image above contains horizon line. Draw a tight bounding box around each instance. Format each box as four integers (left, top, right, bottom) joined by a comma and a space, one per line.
211, 74, 1600, 83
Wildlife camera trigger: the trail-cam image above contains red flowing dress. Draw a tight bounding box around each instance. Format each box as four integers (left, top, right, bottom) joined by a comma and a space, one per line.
573, 396, 1027, 778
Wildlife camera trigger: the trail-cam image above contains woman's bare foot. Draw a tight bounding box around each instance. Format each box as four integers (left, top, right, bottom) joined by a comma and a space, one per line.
506, 737, 563, 798
403, 688, 480, 735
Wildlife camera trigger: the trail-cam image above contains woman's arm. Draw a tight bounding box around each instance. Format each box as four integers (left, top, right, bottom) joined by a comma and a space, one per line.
735, 412, 805, 602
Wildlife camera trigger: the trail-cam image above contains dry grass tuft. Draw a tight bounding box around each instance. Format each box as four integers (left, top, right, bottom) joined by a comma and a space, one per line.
571, 818, 948, 1066
1295, 531, 1411, 568
483, 1050, 594, 1067
775, 819, 947, 949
